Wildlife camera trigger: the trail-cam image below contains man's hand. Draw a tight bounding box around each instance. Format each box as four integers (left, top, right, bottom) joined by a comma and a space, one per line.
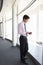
26, 32, 32, 35
29, 32, 32, 35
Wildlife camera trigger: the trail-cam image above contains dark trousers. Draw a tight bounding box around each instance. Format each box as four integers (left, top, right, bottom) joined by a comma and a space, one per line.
19, 35, 28, 61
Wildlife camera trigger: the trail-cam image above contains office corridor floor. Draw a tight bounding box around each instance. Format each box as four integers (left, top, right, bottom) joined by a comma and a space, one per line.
0, 38, 35, 65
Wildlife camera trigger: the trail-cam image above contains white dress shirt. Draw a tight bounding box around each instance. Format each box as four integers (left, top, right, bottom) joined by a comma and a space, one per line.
18, 21, 27, 37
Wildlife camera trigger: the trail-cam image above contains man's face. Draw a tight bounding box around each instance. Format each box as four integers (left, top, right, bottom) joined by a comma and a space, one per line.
23, 19, 29, 23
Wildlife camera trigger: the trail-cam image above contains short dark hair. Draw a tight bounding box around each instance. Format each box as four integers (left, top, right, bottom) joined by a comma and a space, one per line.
23, 15, 30, 20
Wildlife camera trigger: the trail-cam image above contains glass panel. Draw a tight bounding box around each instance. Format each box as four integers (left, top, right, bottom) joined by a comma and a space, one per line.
39, 10, 43, 42
5, 19, 12, 40
18, 0, 32, 13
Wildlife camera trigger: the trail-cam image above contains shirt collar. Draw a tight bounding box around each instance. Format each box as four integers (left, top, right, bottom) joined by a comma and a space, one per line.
22, 21, 26, 25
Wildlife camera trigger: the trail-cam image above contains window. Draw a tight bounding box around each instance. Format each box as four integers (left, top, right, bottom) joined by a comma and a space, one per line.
39, 10, 43, 42
18, 0, 33, 13
5, 19, 12, 40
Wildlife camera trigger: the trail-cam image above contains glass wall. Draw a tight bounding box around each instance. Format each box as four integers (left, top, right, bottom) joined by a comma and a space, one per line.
39, 10, 43, 42
18, 0, 32, 13
17, 0, 42, 64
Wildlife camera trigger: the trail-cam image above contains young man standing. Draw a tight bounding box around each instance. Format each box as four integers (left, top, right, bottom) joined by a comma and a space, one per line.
18, 15, 32, 65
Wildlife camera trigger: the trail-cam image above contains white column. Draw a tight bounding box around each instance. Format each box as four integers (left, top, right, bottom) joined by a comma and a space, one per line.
12, 1, 18, 46
2, 17, 6, 39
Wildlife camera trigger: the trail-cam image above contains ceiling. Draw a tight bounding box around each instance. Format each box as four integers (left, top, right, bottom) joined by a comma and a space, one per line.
0, 0, 43, 18
0, 0, 3, 12
0, 0, 15, 16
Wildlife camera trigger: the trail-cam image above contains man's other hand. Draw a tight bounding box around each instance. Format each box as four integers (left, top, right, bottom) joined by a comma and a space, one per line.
26, 32, 32, 35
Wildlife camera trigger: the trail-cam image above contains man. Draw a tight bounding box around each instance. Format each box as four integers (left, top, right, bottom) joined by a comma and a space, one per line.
18, 15, 32, 65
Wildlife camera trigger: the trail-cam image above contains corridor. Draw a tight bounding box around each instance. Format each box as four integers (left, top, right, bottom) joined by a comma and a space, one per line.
0, 38, 36, 65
